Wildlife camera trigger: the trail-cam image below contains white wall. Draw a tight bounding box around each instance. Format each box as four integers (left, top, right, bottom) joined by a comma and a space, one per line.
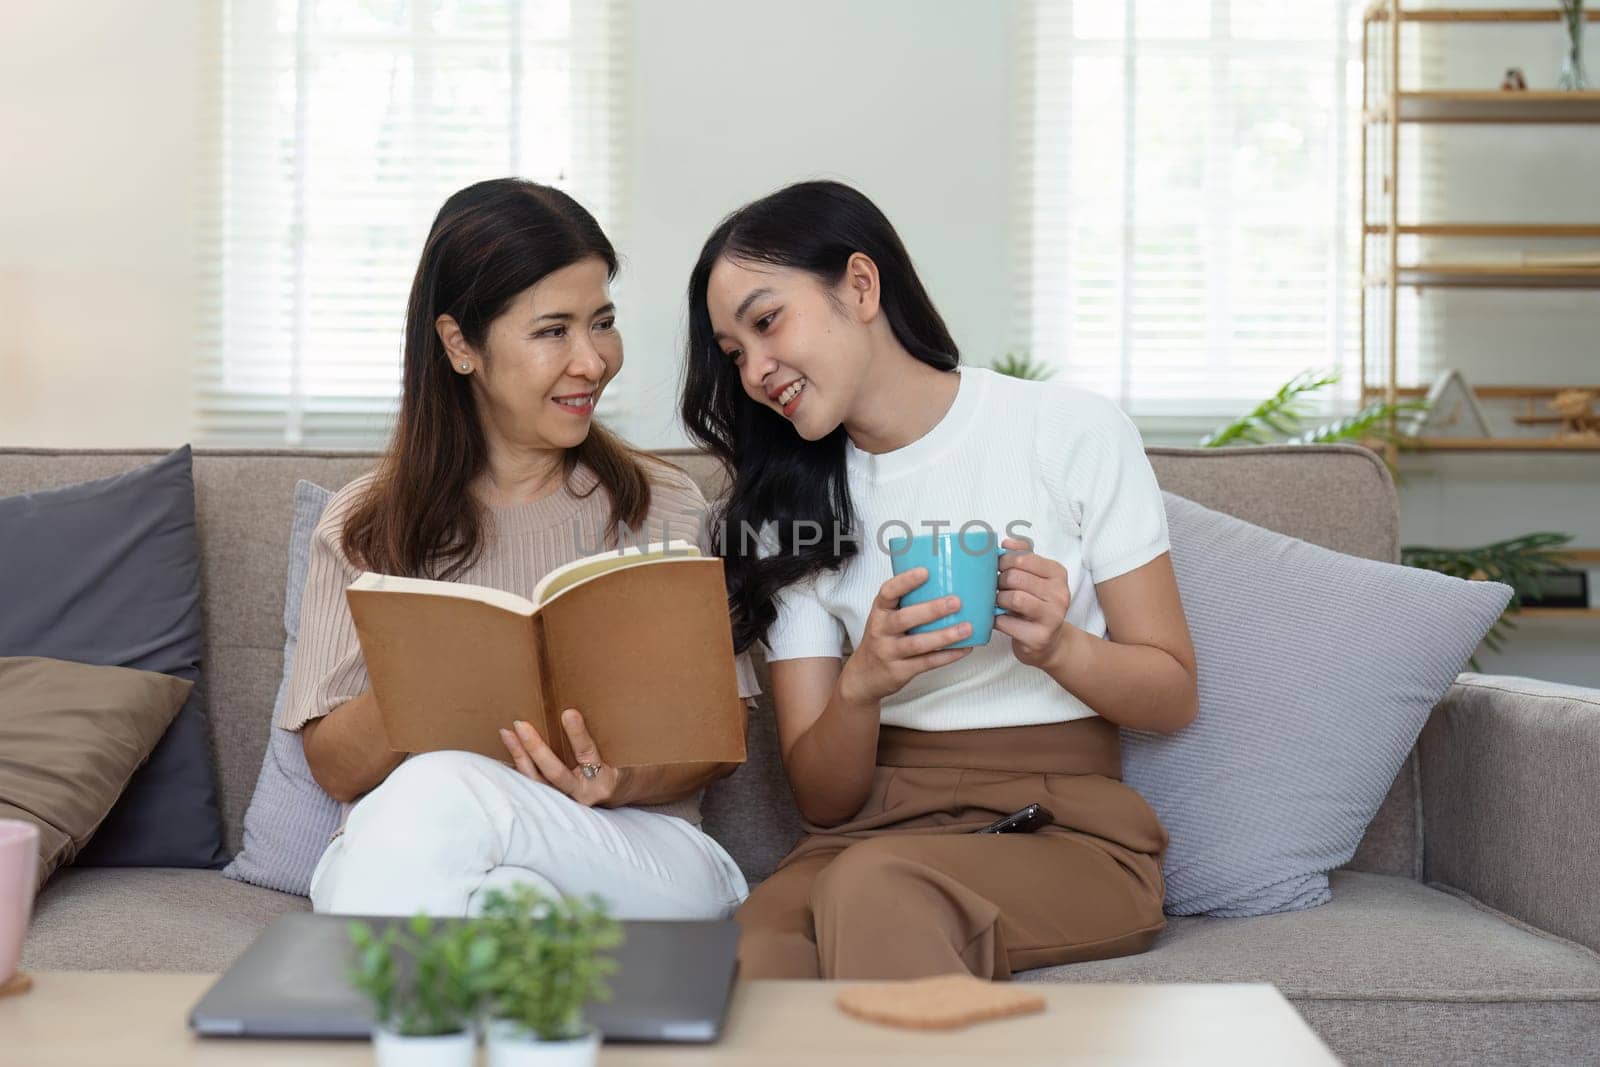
616, 0, 1017, 449
2, 0, 1015, 453
0, 1, 200, 448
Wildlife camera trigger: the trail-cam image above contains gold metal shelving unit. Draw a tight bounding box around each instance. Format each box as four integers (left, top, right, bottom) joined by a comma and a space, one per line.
1359, 3, 1600, 462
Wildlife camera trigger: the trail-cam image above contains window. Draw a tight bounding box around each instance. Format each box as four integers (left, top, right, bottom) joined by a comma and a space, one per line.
1013, 0, 1362, 420
196, 0, 626, 446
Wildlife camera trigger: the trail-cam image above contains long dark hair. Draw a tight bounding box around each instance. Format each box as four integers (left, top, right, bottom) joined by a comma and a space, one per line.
680, 181, 959, 653
345, 178, 665, 579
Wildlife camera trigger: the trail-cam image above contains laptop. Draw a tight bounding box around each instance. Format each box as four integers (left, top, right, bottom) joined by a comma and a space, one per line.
189, 912, 740, 1043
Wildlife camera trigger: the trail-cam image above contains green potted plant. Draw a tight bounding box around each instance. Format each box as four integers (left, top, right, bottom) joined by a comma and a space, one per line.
478, 884, 624, 1067
990, 351, 1056, 380
347, 914, 495, 1067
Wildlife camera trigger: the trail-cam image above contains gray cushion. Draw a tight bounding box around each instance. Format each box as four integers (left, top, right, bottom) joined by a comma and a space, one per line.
1123, 492, 1512, 916
701, 652, 805, 882
22, 867, 308, 973
223, 481, 341, 895
0, 446, 228, 869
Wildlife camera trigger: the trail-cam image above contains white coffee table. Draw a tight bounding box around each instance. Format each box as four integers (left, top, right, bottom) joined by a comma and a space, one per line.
1, 971, 1340, 1065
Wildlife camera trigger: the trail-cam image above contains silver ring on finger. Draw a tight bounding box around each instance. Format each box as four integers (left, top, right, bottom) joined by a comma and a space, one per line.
578, 762, 602, 780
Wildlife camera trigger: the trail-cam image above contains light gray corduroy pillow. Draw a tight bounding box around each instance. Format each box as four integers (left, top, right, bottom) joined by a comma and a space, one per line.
1121, 491, 1512, 917
223, 480, 340, 896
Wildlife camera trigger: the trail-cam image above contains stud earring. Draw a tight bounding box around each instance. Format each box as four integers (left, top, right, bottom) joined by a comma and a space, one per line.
459, 362, 470, 371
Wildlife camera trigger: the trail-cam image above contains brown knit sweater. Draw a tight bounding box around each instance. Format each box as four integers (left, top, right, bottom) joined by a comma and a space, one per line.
278, 460, 760, 827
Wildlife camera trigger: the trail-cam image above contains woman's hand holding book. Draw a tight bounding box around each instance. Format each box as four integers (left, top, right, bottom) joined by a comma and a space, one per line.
500, 708, 622, 807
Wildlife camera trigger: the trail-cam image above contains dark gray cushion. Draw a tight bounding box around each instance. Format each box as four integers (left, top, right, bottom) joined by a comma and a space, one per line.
0, 446, 228, 868
1121, 492, 1512, 917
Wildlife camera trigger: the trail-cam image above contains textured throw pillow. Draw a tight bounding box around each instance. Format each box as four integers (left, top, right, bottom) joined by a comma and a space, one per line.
0, 657, 193, 889
1122, 492, 1513, 917
0, 446, 228, 868
223, 480, 342, 896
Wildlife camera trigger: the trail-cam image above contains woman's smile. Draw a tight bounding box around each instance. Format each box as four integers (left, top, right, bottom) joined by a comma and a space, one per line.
777, 377, 807, 418
552, 390, 596, 416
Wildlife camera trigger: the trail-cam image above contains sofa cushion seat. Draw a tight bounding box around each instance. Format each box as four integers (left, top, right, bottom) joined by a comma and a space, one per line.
21, 868, 308, 973
1023, 870, 1600, 1065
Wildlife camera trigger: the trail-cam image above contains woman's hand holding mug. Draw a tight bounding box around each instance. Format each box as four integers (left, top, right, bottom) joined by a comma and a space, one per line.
992, 537, 1075, 670
839, 567, 974, 706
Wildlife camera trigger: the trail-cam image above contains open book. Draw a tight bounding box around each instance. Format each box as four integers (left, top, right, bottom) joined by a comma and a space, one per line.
345, 540, 746, 768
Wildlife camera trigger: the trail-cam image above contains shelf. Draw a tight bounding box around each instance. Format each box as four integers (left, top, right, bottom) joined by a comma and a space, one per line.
1401, 437, 1600, 452
1516, 607, 1600, 618
1365, 263, 1600, 289
1365, 5, 1600, 23
1364, 92, 1600, 125
1358, 434, 1600, 453
1362, 384, 1600, 400
1361, 224, 1600, 238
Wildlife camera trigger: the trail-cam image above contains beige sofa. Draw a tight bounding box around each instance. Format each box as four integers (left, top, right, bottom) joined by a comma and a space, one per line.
7, 444, 1600, 1066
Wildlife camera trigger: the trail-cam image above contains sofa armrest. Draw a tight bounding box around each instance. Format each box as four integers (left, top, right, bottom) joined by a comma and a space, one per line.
1418, 672, 1600, 954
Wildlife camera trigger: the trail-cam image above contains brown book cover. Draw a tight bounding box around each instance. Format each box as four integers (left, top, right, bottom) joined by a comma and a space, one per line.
344, 540, 747, 768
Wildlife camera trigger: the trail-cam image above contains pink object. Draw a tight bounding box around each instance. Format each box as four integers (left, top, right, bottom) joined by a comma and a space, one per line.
0, 820, 40, 984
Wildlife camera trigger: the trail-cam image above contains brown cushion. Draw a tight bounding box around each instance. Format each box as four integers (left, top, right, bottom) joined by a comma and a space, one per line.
0, 657, 192, 889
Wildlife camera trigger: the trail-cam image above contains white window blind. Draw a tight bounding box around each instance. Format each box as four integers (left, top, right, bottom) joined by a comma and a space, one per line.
196, 0, 627, 446
1014, 0, 1362, 420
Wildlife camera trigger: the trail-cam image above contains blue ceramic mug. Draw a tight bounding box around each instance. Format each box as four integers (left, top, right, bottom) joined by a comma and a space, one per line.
886, 530, 1010, 649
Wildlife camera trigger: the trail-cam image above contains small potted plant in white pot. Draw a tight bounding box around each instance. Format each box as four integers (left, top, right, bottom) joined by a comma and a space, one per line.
477, 884, 623, 1067
347, 914, 495, 1067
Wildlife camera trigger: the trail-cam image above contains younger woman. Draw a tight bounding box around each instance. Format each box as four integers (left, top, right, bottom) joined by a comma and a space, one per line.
679, 181, 1197, 979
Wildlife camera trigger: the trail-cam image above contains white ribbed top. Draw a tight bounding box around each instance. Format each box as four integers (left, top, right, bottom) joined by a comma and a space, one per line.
761, 365, 1169, 731
279, 461, 760, 826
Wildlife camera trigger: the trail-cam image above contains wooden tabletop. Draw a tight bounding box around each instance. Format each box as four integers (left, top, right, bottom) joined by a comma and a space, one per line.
1, 971, 1340, 1066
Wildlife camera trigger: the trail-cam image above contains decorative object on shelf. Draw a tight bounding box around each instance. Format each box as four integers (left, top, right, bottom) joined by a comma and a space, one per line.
1550, 388, 1600, 441
1501, 67, 1529, 91
989, 351, 1055, 380
1517, 249, 1600, 267
1402, 369, 1492, 439
1518, 566, 1591, 608
1511, 386, 1600, 440
1402, 532, 1576, 665
1559, 1, 1589, 90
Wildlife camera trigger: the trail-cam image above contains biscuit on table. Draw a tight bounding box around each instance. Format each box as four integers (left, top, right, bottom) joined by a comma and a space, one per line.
836, 973, 1046, 1030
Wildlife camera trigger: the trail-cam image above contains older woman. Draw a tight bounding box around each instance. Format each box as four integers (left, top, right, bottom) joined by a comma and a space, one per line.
281, 179, 755, 920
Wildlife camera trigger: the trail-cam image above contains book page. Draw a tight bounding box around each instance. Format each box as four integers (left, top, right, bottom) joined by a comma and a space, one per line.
531, 539, 700, 607
538, 556, 746, 767
346, 581, 548, 760
349, 571, 536, 616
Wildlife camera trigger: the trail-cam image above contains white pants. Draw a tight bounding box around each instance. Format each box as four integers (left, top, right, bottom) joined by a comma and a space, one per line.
308, 750, 749, 919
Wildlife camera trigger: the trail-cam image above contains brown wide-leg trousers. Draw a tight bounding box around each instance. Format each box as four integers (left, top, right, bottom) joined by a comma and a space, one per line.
735, 717, 1169, 980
